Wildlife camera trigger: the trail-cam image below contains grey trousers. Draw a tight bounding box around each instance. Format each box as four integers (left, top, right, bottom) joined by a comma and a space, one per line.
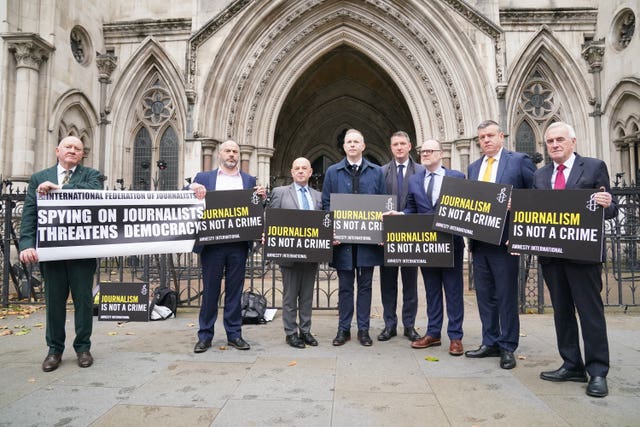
280, 263, 319, 335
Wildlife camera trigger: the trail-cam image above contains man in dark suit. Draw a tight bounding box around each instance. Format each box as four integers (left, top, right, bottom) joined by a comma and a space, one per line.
378, 131, 424, 342
269, 157, 322, 349
402, 139, 466, 355
19, 136, 103, 372
189, 140, 266, 353
535, 122, 616, 398
322, 129, 386, 346
465, 120, 535, 369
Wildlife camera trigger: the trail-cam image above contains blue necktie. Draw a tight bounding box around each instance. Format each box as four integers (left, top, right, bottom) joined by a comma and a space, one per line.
299, 187, 311, 210
426, 172, 435, 209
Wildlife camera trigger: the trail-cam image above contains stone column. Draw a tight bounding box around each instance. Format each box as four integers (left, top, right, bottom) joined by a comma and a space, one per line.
239, 144, 254, 175
96, 51, 118, 173
582, 39, 605, 160
201, 139, 218, 172
256, 147, 275, 186
440, 141, 452, 169
454, 138, 472, 174
4, 34, 53, 180
626, 137, 638, 184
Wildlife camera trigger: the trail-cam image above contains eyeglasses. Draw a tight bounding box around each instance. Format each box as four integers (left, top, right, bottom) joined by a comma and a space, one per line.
419, 149, 441, 155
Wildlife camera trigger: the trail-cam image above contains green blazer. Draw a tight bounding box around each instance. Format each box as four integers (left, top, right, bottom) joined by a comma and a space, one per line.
19, 164, 103, 251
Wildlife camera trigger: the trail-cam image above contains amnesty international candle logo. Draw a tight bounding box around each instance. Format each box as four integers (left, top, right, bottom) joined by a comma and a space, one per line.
196, 189, 264, 245
264, 208, 333, 263
433, 177, 512, 245
99, 282, 150, 322
330, 194, 396, 244
508, 189, 604, 262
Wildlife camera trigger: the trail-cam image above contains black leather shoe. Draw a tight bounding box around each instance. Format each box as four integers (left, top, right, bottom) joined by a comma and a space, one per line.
42, 354, 62, 372
358, 329, 373, 346
465, 345, 501, 358
540, 367, 588, 383
404, 327, 421, 342
301, 332, 318, 347
193, 340, 212, 353
332, 330, 351, 346
377, 327, 397, 341
227, 337, 250, 350
76, 351, 93, 368
586, 376, 608, 397
500, 350, 516, 369
286, 333, 305, 349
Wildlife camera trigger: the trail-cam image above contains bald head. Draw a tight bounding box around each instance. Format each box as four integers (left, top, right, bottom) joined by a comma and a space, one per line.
218, 139, 240, 172
56, 136, 85, 169
291, 157, 313, 186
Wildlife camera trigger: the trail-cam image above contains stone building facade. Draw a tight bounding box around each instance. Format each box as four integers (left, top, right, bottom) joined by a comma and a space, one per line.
1, 0, 638, 190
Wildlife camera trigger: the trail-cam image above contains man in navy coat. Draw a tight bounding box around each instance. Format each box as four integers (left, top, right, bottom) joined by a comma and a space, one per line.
189, 140, 266, 353
535, 122, 616, 398
402, 139, 466, 355
322, 129, 386, 346
378, 131, 424, 342
465, 120, 535, 369
19, 136, 103, 372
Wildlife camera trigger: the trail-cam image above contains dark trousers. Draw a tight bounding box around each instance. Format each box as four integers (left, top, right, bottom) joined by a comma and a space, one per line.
541, 261, 609, 377
41, 259, 97, 355
198, 243, 248, 342
379, 266, 418, 328
337, 267, 373, 331
280, 263, 318, 335
471, 242, 520, 352
419, 240, 464, 339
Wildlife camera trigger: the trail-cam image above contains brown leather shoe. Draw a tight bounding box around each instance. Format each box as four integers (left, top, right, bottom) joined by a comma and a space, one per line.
449, 339, 464, 356
76, 351, 93, 368
42, 354, 62, 372
411, 335, 441, 349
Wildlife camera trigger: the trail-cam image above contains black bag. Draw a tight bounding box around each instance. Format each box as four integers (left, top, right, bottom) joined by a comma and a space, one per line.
151, 287, 178, 318
241, 291, 267, 324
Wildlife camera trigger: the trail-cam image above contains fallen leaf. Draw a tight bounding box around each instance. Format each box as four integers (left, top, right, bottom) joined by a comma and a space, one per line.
517, 355, 526, 360
187, 323, 196, 327
0, 330, 12, 336
218, 346, 227, 350
15, 328, 31, 336
13, 324, 25, 329
125, 332, 136, 335
28, 378, 36, 383
107, 331, 118, 336
288, 361, 297, 366
16, 315, 25, 319
0, 325, 7, 329
33, 323, 44, 328
519, 332, 527, 337
424, 356, 439, 362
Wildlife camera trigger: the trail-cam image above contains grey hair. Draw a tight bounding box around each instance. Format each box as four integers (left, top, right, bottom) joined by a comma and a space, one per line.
477, 120, 503, 133
545, 122, 576, 139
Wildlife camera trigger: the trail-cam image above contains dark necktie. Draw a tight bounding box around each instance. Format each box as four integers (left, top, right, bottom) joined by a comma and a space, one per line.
62, 169, 72, 185
350, 163, 360, 194
554, 164, 566, 189
426, 172, 435, 209
299, 187, 311, 210
397, 163, 404, 191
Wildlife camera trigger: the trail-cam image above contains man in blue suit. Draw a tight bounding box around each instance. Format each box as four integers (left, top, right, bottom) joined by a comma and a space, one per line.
19, 136, 103, 372
535, 122, 616, 398
322, 129, 386, 346
465, 120, 535, 369
189, 140, 266, 353
402, 139, 466, 356
378, 131, 424, 342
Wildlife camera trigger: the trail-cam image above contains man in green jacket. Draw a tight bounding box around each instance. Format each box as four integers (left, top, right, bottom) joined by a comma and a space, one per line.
19, 136, 103, 372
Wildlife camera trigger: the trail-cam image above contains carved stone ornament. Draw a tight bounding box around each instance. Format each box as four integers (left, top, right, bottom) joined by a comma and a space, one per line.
70, 26, 92, 65
96, 52, 118, 82
581, 39, 605, 72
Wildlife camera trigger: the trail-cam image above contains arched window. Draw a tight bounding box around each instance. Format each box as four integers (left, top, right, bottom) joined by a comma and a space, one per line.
133, 127, 152, 190
515, 120, 536, 157
158, 126, 179, 190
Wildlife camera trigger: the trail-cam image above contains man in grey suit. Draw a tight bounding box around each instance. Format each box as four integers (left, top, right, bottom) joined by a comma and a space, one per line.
269, 157, 322, 348
378, 131, 424, 342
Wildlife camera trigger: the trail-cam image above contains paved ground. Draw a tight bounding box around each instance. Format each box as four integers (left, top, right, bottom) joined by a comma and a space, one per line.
1, 290, 639, 427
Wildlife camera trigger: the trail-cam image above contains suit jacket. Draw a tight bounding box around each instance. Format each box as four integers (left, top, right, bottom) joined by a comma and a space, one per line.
533, 154, 618, 264
468, 149, 536, 246
269, 183, 321, 210
191, 168, 257, 253
321, 157, 386, 269
19, 164, 103, 251
381, 158, 425, 210
269, 183, 322, 267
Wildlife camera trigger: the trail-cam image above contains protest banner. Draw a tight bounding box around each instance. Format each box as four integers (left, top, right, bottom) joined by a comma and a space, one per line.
36, 190, 203, 261
196, 189, 264, 245
264, 208, 333, 263
98, 282, 150, 322
432, 176, 511, 244
330, 194, 396, 244
508, 189, 604, 262
384, 214, 453, 267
